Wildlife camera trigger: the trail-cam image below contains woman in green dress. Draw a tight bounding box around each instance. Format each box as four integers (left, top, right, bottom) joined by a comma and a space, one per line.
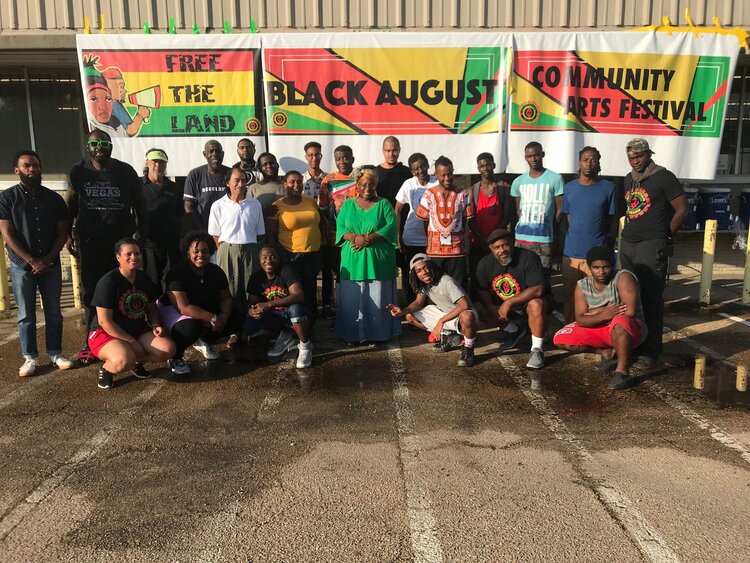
335, 166, 401, 344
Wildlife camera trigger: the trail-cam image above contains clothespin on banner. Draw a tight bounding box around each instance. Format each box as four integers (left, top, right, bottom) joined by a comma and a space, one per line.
143, 22, 151, 34
250, 19, 258, 33
83, 16, 90, 34
169, 18, 176, 34
193, 23, 200, 34
223, 21, 231, 34
99, 13, 105, 33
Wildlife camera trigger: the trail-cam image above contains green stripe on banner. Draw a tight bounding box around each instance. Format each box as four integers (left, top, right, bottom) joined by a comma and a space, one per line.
134, 105, 260, 137
684, 55, 730, 138
511, 103, 581, 131
268, 107, 356, 134
456, 47, 503, 133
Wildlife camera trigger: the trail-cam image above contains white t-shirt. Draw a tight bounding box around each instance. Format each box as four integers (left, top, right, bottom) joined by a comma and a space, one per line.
395, 175, 438, 247
208, 195, 265, 244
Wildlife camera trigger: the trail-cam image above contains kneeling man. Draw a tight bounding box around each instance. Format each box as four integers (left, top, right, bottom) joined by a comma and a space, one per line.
475, 229, 550, 369
245, 246, 313, 368
388, 254, 477, 367
553, 246, 646, 390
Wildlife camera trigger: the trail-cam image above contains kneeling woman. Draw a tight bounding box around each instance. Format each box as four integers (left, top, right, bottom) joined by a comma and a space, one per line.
158, 231, 244, 373
89, 238, 176, 389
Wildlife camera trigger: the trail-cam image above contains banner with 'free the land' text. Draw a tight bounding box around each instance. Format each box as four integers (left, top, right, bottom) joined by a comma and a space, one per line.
76, 34, 264, 176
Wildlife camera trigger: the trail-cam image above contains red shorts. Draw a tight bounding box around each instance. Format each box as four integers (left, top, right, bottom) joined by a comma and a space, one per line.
88, 327, 151, 359
553, 315, 644, 349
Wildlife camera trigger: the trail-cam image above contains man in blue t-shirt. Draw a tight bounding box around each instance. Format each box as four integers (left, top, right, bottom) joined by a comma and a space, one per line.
561, 146, 616, 322
510, 142, 564, 282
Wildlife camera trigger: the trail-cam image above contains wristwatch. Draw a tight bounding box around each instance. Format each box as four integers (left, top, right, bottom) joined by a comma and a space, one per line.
211, 314, 218, 323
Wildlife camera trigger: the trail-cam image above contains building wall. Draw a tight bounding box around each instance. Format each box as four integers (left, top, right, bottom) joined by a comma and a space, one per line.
0, 0, 748, 34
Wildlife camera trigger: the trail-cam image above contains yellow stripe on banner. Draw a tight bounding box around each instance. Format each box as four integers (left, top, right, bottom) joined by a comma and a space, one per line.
335, 47, 470, 129
120, 71, 255, 107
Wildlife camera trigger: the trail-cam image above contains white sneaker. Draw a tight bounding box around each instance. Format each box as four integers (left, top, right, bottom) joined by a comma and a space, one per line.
296, 342, 313, 368
49, 354, 74, 370
19, 358, 38, 377
168, 357, 191, 375
267, 330, 298, 358
193, 338, 220, 360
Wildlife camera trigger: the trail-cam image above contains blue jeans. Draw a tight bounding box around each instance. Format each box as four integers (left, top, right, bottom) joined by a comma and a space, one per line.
10, 263, 63, 359
243, 303, 310, 336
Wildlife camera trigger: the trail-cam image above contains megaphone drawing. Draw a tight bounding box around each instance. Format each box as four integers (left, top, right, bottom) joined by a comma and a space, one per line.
128, 85, 161, 108
128, 85, 161, 123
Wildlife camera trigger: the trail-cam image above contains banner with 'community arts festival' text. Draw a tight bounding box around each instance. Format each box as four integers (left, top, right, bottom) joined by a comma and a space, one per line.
509, 32, 739, 178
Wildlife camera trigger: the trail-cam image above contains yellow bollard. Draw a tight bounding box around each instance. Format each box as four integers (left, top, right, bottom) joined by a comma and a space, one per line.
737, 365, 747, 392
616, 216, 625, 270
694, 354, 706, 389
0, 240, 9, 311
698, 219, 717, 307
69, 252, 83, 310
743, 224, 750, 305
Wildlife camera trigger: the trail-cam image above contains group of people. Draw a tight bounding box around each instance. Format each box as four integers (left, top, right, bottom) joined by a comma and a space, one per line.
1, 130, 687, 391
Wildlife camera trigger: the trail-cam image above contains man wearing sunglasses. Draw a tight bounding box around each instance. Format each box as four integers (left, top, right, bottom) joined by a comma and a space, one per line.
67, 129, 147, 364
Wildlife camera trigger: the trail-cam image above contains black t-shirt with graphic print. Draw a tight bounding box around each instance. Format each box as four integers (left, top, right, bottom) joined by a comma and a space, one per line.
621, 168, 684, 243
91, 269, 159, 336
247, 265, 300, 307
159, 261, 229, 314
475, 247, 545, 306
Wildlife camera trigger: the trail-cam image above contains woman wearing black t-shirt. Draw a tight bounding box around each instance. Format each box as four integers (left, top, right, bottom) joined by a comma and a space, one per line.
158, 231, 242, 374
89, 238, 175, 389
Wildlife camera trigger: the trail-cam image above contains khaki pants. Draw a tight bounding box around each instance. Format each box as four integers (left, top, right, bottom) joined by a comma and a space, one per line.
561, 256, 591, 323
217, 242, 259, 313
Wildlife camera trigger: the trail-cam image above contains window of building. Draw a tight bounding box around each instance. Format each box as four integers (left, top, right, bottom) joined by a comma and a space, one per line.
720, 61, 750, 175
0, 66, 85, 177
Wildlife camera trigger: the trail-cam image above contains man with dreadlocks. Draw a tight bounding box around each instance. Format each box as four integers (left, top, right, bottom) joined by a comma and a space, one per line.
620, 139, 688, 370
387, 254, 477, 367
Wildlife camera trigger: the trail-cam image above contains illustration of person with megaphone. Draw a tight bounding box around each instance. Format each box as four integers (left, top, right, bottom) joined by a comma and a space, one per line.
102, 66, 160, 137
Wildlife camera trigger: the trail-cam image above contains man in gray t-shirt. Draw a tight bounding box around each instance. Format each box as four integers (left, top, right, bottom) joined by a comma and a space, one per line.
387, 254, 478, 367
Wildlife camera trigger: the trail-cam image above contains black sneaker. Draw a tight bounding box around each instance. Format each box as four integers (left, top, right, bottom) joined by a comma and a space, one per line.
499, 325, 530, 351
608, 371, 638, 390
97, 368, 113, 389
130, 363, 151, 379
323, 306, 335, 320
595, 356, 618, 373
433, 331, 462, 353
457, 346, 475, 367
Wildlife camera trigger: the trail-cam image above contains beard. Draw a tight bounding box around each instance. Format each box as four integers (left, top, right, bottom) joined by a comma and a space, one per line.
497, 255, 512, 266
19, 172, 42, 188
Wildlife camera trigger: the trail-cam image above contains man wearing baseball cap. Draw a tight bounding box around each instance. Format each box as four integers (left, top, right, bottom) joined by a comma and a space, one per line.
620, 138, 688, 370
141, 148, 182, 292
474, 228, 551, 369
387, 253, 478, 367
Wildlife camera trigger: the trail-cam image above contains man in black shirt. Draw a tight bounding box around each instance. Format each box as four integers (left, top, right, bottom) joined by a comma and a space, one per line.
245, 246, 313, 368
376, 136, 412, 207
234, 138, 262, 185
67, 128, 147, 363
475, 229, 550, 369
141, 148, 182, 292
620, 138, 688, 369
0, 150, 73, 376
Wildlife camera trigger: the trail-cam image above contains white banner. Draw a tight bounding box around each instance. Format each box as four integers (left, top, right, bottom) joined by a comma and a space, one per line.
261, 32, 513, 175
508, 31, 740, 178
76, 34, 265, 176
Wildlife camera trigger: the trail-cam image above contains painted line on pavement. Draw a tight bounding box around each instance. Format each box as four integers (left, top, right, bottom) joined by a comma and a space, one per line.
498, 355, 680, 563
0, 377, 46, 412
0, 379, 166, 542
644, 381, 750, 466
717, 312, 750, 328
387, 342, 445, 563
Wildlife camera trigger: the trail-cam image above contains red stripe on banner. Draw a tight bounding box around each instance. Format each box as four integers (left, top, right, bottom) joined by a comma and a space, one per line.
81, 50, 255, 73
515, 50, 676, 136
264, 48, 450, 135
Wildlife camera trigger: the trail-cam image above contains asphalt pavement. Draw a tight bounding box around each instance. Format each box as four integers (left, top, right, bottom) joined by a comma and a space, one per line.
0, 272, 749, 562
